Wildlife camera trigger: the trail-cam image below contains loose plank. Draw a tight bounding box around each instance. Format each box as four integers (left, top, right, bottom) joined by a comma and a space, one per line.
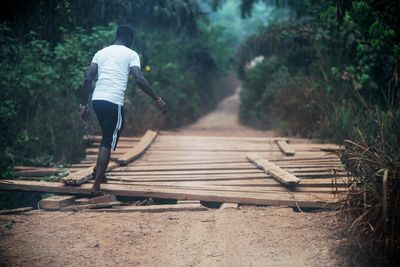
39, 195, 76, 210
246, 153, 300, 185
60, 162, 119, 186
117, 130, 158, 165
61, 130, 157, 185
276, 140, 295, 156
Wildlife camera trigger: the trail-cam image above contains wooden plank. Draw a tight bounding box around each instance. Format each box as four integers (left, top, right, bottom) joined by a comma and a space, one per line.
39, 195, 76, 210
86, 203, 208, 213
117, 163, 342, 171
177, 200, 201, 204
104, 178, 346, 189
130, 158, 341, 167
111, 169, 262, 175
0, 207, 33, 215
61, 130, 157, 185
220, 203, 239, 209
276, 140, 295, 156
61, 201, 123, 211
14, 168, 65, 177
117, 130, 158, 166
246, 153, 301, 185
106, 175, 346, 185
75, 194, 117, 205
159, 135, 288, 142
0, 180, 335, 208
60, 162, 119, 186
97, 181, 342, 194
84, 135, 141, 142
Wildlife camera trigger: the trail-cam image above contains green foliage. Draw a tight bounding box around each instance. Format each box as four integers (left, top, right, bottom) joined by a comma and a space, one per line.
238, 0, 400, 141
0, 25, 114, 171
1, 0, 202, 42
239, 57, 289, 128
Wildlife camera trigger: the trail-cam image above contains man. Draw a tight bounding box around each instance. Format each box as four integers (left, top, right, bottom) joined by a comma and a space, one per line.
80, 24, 167, 194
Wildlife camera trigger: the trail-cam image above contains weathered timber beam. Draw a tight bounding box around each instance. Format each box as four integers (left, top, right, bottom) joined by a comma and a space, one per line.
117, 130, 158, 166
276, 140, 295, 156
246, 153, 301, 185
0, 180, 332, 208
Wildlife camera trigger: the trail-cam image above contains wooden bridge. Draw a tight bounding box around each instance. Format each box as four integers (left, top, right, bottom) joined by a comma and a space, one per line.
0, 130, 348, 209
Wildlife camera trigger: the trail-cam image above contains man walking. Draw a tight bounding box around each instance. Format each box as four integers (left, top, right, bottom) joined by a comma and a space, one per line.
80, 24, 167, 194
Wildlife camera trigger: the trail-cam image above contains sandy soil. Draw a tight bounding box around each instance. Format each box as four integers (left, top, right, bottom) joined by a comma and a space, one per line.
0, 206, 343, 267
0, 88, 345, 266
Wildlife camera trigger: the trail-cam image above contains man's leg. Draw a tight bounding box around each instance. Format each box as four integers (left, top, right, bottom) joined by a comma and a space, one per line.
91, 100, 123, 194
92, 166, 108, 183
91, 146, 111, 194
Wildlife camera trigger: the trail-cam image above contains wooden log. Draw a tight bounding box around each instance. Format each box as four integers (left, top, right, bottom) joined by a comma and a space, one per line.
117, 130, 158, 165
246, 153, 301, 185
39, 195, 76, 210
60, 201, 123, 211
0, 207, 33, 215
86, 203, 208, 213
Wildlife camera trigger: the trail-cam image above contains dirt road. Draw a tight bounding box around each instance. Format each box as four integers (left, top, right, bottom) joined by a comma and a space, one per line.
0, 207, 343, 267
167, 88, 275, 137
0, 88, 344, 266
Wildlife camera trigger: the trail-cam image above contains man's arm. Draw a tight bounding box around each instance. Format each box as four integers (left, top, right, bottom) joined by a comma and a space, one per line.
130, 66, 167, 112
81, 63, 98, 106
80, 63, 98, 123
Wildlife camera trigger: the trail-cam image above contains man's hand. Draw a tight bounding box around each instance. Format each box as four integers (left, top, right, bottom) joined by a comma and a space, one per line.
155, 98, 167, 114
80, 105, 90, 124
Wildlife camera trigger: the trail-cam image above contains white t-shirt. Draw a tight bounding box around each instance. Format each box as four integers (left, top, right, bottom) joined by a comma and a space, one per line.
91, 45, 141, 106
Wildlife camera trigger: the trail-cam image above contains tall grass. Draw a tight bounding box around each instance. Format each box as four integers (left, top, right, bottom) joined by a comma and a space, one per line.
337, 110, 400, 266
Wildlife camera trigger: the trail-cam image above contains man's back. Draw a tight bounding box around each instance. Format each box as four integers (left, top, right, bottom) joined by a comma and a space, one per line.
92, 45, 140, 106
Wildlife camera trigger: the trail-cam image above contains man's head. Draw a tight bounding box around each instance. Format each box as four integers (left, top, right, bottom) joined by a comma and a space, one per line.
116, 24, 134, 47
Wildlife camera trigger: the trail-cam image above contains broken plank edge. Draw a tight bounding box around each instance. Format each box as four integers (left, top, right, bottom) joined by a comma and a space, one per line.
117, 130, 158, 166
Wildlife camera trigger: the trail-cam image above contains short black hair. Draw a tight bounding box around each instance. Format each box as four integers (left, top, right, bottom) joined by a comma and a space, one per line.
116, 24, 134, 41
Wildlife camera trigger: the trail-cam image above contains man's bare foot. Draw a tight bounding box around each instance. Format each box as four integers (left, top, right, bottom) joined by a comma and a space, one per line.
91, 182, 102, 195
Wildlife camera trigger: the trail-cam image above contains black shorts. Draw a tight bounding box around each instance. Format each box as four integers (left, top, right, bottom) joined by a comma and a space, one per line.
92, 100, 124, 151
